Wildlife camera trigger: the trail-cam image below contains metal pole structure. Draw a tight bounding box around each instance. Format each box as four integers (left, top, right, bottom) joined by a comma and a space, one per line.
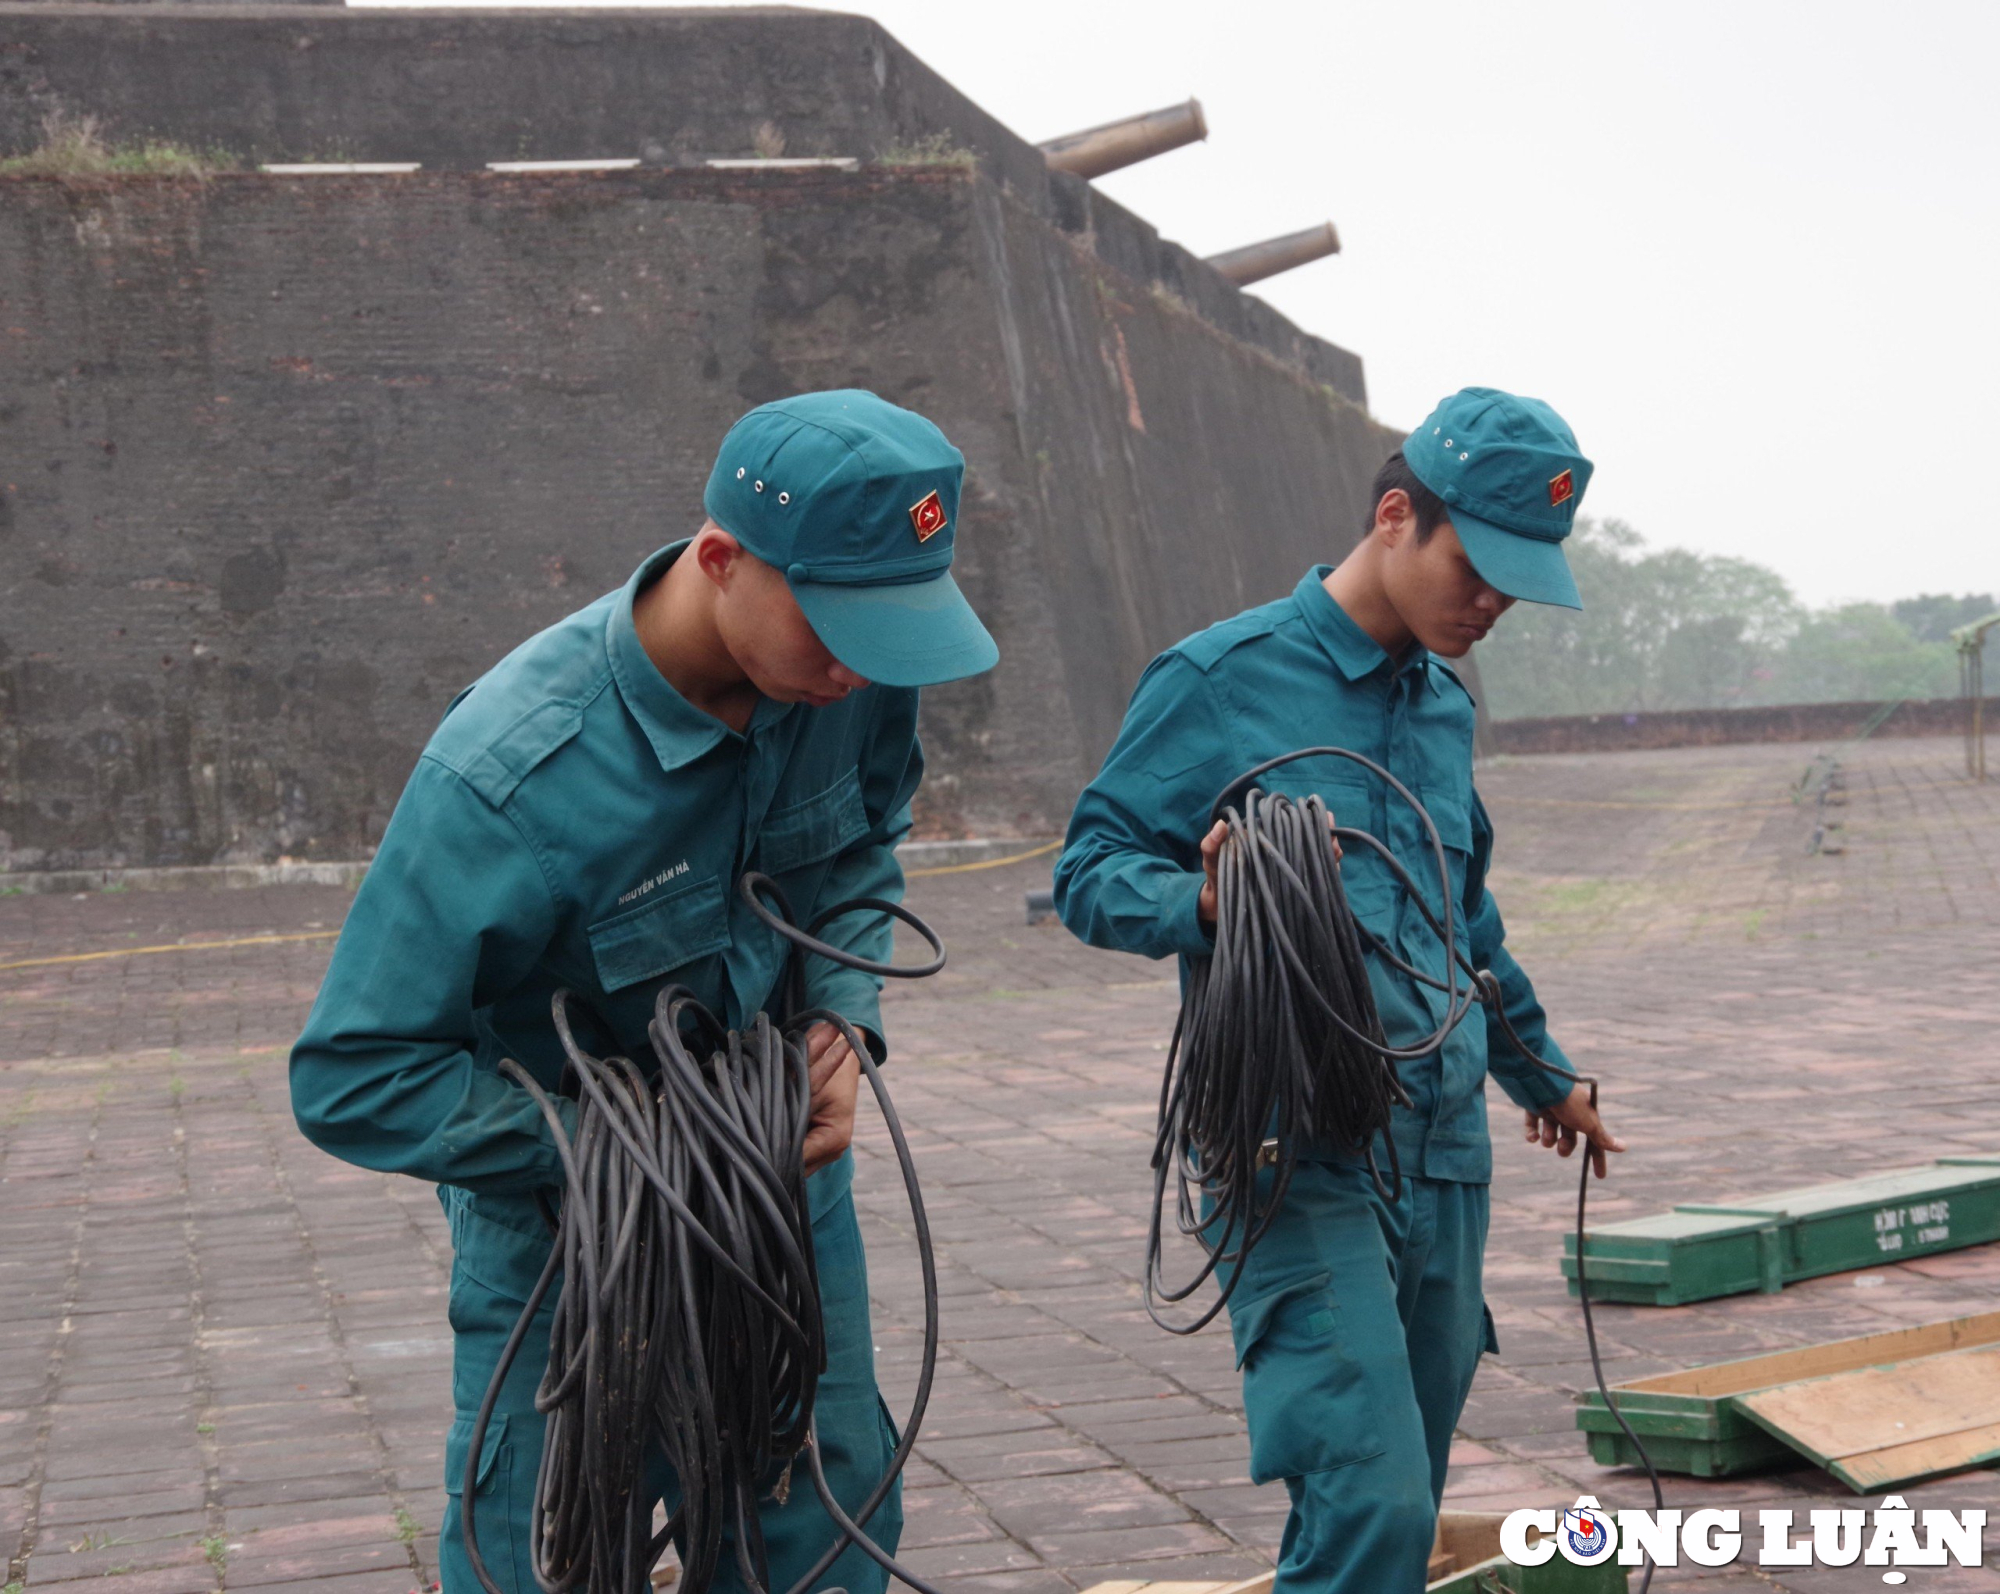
1038, 99, 1207, 180
1950, 613, 2000, 781
1963, 646, 1976, 779
1968, 644, 1984, 788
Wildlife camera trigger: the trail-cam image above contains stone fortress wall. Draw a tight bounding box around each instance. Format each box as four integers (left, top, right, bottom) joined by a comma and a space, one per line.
0, 5, 1399, 869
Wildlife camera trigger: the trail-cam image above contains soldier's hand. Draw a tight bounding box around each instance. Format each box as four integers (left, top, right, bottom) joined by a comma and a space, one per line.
1524, 1083, 1626, 1180
1197, 811, 1340, 927
801, 1020, 861, 1177
1196, 820, 1228, 926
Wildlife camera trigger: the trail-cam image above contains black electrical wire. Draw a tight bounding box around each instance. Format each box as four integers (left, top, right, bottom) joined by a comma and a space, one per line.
1151, 747, 1664, 1589
460, 873, 951, 1594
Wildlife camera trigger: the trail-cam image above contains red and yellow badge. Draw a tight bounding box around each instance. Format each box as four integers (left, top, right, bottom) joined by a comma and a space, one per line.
1548, 468, 1575, 508
909, 489, 949, 542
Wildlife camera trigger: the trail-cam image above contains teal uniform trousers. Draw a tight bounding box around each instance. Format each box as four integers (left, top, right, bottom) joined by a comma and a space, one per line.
293, 543, 924, 1594
1057, 569, 1575, 1594
1219, 1164, 1491, 1594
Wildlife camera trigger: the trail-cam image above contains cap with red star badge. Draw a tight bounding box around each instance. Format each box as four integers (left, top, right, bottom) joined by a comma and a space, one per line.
1402, 387, 1594, 610
703, 389, 999, 686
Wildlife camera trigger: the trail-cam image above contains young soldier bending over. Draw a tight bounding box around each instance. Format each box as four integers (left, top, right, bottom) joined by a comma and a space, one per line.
292, 390, 998, 1594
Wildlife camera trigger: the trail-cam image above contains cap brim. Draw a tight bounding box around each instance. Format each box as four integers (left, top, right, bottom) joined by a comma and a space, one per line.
792, 568, 999, 688
1452, 510, 1582, 610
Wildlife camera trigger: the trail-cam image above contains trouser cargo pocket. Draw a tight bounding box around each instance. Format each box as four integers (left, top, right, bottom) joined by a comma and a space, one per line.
442, 1410, 523, 1594
1228, 1268, 1386, 1483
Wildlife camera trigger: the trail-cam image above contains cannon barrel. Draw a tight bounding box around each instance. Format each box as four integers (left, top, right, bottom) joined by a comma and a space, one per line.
1205, 222, 1342, 286
1038, 98, 1207, 180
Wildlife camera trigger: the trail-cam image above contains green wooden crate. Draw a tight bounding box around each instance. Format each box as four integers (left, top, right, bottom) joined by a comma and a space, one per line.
1576, 1310, 2000, 1479
1576, 1385, 1796, 1477
1561, 1209, 1780, 1306
1563, 1158, 2000, 1306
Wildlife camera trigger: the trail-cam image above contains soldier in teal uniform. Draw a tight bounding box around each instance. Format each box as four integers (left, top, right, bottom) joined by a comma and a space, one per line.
1054, 389, 1628, 1593
290, 390, 998, 1594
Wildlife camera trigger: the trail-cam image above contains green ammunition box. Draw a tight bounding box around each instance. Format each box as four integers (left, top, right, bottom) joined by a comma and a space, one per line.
1564, 1159, 2000, 1306
1561, 1210, 1781, 1306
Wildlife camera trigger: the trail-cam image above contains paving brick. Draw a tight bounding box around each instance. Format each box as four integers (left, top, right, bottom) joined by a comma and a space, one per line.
21, 1564, 221, 1594
976, 1471, 1191, 1538
25, 1541, 213, 1586
1021, 1522, 1234, 1565
891, 1570, 1074, 1594
223, 1535, 416, 1588
1059, 1550, 1272, 1587
890, 1538, 1048, 1579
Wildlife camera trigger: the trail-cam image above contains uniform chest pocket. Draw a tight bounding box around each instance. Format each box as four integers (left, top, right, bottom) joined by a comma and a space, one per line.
757, 767, 869, 876
587, 873, 731, 993
1417, 786, 1475, 941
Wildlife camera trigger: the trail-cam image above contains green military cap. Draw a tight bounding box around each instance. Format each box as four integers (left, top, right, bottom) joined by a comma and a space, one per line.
1403, 387, 1593, 610
703, 390, 1000, 687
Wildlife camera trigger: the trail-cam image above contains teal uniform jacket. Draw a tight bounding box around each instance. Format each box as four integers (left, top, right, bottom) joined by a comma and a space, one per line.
291, 540, 916, 1593
292, 538, 918, 1205
1054, 566, 1570, 1183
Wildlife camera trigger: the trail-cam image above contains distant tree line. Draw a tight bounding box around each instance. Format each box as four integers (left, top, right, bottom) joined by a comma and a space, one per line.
1473, 519, 1996, 720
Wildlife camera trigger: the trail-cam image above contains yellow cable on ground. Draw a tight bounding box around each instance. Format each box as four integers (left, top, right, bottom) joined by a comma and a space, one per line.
0, 929, 341, 974
1, 843, 1063, 974
904, 839, 1060, 878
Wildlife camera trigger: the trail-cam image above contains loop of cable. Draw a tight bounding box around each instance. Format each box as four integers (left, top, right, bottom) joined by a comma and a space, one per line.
1146, 784, 1414, 1336
460, 876, 950, 1594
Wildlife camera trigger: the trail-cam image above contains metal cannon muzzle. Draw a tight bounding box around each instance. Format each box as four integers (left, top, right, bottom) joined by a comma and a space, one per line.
1206, 222, 1342, 287
1038, 98, 1207, 180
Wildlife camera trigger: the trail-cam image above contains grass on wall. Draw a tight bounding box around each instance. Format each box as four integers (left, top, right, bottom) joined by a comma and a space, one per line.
0, 113, 240, 177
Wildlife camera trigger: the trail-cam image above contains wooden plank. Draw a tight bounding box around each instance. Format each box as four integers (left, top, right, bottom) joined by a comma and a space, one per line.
1836, 1421, 2000, 1493
1612, 1309, 2000, 1397
1735, 1343, 2000, 1490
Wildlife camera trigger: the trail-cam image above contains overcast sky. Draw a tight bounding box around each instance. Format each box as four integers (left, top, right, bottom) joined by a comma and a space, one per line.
359, 0, 2000, 611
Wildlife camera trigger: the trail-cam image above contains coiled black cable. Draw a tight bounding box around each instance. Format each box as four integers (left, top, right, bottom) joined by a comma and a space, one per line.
1149, 748, 1664, 1587
460, 874, 951, 1594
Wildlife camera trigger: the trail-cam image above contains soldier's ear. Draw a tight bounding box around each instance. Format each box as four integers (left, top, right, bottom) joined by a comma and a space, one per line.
693, 524, 745, 589
1373, 488, 1415, 550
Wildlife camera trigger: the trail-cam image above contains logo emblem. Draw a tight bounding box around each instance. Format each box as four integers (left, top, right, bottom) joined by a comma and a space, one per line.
1558, 1499, 1617, 1566
909, 489, 949, 542
1549, 468, 1575, 508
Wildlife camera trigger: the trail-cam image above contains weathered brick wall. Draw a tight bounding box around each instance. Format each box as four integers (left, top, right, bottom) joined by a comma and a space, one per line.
1489, 697, 1985, 755
0, 6, 1366, 405
0, 168, 1397, 870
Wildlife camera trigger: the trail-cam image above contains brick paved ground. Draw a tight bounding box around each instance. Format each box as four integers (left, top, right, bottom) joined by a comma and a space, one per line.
4, 736, 2000, 1592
